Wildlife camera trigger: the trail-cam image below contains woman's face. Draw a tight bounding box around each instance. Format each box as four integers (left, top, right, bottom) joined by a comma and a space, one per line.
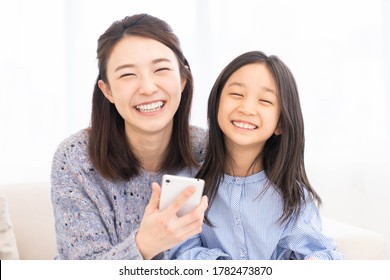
99, 35, 185, 136
217, 63, 281, 154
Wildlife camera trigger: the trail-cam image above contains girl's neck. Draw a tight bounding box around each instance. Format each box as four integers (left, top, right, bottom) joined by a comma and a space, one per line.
224, 143, 263, 177
125, 125, 172, 172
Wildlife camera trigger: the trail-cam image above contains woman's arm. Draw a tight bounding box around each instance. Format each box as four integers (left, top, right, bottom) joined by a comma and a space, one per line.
51, 140, 145, 259
136, 183, 209, 259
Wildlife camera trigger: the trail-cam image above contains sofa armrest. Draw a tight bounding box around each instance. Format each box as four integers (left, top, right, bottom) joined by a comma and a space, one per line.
0, 182, 56, 260
322, 217, 390, 259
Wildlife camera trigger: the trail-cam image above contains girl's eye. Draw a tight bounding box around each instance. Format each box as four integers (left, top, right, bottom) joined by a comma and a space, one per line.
259, 99, 272, 104
155, 67, 170, 73
230, 93, 243, 97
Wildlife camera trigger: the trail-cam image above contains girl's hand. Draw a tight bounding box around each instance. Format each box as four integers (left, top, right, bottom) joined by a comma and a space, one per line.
135, 182, 208, 259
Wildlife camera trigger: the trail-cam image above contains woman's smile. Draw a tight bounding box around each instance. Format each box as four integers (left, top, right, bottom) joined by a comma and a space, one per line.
135, 100, 166, 113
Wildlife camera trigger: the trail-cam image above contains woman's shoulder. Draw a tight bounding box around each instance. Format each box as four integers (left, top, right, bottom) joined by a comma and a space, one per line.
190, 125, 207, 135
56, 128, 89, 149
53, 128, 90, 164
189, 125, 207, 144
189, 125, 208, 163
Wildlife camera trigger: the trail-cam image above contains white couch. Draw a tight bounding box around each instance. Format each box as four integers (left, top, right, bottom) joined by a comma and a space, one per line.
0, 182, 389, 260
0, 182, 56, 259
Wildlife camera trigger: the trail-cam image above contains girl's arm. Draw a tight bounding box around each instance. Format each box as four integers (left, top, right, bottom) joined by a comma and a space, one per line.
168, 233, 231, 260
275, 199, 344, 260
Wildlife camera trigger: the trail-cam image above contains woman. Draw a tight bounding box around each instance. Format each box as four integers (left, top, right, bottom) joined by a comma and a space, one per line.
51, 13, 220, 260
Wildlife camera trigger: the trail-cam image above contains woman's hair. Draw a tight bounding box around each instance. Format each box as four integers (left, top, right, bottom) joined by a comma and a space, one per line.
89, 14, 197, 181
198, 51, 321, 225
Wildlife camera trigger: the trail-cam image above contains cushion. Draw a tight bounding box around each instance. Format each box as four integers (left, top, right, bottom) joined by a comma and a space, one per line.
0, 195, 20, 260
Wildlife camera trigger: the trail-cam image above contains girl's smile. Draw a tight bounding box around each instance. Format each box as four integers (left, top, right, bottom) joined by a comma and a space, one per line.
231, 120, 258, 130
218, 63, 281, 153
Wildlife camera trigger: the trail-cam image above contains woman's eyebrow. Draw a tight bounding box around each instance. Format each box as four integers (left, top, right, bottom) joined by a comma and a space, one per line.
114, 64, 135, 72
114, 58, 172, 72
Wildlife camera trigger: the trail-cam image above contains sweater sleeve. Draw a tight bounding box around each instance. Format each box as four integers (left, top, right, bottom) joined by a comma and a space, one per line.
190, 126, 208, 163
50, 131, 147, 260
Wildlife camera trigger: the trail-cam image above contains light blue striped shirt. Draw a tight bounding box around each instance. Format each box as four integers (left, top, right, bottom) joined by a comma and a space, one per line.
170, 171, 343, 260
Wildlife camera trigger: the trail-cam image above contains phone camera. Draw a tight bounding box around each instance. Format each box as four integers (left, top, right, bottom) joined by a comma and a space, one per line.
165, 179, 170, 183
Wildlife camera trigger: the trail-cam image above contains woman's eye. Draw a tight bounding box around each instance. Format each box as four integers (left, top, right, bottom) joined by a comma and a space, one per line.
230, 93, 243, 97
120, 73, 135, 78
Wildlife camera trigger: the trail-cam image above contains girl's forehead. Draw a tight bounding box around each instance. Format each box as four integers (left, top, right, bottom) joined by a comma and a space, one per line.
224, 63, 277, 93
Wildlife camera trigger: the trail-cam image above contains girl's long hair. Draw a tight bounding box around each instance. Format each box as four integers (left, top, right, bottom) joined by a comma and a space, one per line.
198, 51, 321, 225
89, 14, 197, 181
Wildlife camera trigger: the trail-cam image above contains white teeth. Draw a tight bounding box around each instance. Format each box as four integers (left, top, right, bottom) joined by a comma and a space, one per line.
136, 101, 164, 112
232, 121, 257, 130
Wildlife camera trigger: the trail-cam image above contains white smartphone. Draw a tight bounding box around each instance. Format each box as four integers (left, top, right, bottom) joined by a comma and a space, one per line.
159, 174, 205, 217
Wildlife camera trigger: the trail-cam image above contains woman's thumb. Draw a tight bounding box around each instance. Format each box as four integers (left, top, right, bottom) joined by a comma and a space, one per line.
145, 182, 161, 213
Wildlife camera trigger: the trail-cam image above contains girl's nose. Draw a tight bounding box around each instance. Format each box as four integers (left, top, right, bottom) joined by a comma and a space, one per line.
238, 98, 256, 115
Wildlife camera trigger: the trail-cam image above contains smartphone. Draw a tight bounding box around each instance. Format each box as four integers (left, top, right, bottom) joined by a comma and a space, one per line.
159, 174, 205, 217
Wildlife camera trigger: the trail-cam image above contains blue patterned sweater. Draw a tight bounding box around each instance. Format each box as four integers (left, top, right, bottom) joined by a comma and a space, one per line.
50, 126, 207, 259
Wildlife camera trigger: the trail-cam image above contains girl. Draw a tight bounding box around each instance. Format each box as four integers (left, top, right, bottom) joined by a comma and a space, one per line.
50, 14, 225, 260
171, 51, 343, 260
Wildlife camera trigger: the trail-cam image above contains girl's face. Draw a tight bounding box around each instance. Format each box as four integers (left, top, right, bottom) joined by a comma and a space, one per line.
217, 63, 281, 154
98, 35, 185, 136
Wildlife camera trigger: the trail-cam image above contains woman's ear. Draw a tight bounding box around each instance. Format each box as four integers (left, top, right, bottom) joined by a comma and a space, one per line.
181, 78, 187, 92
98, 80, 114, 103
181, 66, 189, 92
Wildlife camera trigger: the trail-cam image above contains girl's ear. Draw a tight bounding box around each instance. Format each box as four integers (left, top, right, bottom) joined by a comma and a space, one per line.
274, 126, 282, 136
98, 80, 114, 103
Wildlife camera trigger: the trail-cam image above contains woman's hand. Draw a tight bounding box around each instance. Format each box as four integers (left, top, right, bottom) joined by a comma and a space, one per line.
135, 182, 208, 259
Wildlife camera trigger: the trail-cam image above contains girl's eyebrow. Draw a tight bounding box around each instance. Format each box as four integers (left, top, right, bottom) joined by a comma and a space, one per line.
152, 58, 172, 64
114, 58, 172, 72
227, 82, 245, 88
227, 81, 276, 95
262, 87, 277, 95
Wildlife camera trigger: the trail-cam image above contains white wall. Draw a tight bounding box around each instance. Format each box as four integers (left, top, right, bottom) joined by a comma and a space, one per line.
1, 0, 389, 244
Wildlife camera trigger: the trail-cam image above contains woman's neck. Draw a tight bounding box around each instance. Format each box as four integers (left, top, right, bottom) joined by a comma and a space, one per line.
125, 126, 172, 172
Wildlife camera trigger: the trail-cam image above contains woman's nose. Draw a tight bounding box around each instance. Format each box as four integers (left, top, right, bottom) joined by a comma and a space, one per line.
138, 75, 158, 95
